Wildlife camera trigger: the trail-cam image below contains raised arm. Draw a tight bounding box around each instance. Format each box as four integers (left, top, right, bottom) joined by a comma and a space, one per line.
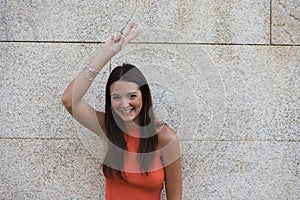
62, 22, 140, 137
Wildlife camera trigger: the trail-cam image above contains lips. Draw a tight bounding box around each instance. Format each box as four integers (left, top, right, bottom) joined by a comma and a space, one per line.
120, 108, 134, 114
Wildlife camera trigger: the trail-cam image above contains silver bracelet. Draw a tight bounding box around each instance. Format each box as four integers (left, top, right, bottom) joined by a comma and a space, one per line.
82, 67, 95, 82
87, 64, 99, 77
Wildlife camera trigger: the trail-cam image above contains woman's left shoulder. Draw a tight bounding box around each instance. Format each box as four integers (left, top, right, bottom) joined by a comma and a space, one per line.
156, 122, 178, 147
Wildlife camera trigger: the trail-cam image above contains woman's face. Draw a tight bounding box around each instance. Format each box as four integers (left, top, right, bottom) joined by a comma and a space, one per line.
110, 80, 143, 124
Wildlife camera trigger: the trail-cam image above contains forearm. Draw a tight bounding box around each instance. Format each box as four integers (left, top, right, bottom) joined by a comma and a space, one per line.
62, 47, 114, 114
72, 48, 114, 105
63, 23, 139, 113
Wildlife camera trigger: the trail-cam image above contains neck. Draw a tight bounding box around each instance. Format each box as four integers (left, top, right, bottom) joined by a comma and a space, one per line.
124, 121, 139, 128
124, 116, 140, 128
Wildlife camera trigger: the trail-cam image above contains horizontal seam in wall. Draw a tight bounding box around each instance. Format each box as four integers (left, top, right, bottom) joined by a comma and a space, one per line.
0, 137, 78, 140
0, 40, 299, 47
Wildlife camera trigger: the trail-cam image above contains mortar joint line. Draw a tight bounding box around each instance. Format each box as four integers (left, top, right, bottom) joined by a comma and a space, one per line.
0, 40, 299, 47
270, 0, 273, 45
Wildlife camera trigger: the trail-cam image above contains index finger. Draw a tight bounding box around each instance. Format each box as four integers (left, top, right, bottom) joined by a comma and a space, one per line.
122, 21, 135, 37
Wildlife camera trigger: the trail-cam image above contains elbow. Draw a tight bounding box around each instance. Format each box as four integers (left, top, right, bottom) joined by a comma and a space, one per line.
61, 92, 71, 107
61, 92, 73, 115
61, 79, 75, 115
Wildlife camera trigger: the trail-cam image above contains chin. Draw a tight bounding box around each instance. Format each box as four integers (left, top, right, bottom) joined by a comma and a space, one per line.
120, 115, 141, 125
121, 117, 134, 122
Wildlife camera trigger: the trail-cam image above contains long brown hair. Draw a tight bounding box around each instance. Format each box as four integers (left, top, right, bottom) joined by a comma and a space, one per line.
103, 63, 158, 181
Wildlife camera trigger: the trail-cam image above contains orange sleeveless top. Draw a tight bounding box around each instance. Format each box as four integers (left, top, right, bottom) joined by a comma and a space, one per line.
104, 127, 165, 200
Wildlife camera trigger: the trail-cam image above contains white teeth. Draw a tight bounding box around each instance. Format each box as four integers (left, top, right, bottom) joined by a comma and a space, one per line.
121, 108, 133, 114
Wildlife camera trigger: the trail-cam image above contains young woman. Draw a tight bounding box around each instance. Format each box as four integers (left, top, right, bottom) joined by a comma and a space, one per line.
62, 22, 182, 200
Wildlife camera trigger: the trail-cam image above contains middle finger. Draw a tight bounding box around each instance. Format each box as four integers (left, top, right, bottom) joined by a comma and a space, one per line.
122, 21, 135, 37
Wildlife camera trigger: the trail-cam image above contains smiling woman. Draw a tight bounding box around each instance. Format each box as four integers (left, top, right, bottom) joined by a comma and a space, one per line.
111, 81, 142, 123
109, 68, 144, 125
61, 22, 182, 200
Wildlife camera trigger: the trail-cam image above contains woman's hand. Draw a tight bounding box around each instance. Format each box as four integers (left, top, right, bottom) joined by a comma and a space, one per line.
104, 21, 140, 56
88, 21, 140, 73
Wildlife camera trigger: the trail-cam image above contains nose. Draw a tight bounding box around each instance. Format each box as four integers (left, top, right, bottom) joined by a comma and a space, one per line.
120, 97, 130, 108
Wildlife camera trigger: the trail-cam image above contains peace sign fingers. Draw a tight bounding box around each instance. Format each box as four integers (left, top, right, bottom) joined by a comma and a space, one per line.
122, 21, 141, 44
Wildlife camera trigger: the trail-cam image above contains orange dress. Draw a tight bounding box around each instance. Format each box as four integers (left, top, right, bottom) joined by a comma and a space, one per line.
104, 127, 165, 200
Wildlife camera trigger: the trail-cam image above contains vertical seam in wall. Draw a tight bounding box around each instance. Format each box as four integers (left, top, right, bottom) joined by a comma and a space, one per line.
109, 59, 112, 72
2, 0, 9, 40
270, 0, 273, 45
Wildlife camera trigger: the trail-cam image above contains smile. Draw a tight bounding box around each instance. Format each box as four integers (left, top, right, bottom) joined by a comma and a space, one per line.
120, 108, 134, 114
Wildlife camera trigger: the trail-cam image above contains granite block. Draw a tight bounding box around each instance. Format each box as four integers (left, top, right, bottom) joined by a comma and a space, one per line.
0, 139, 105, 199
0, 0, 113, 41
204, 45, 300, 141
272, 0, 300, 45
0, 0, 270, 44
180, 141, 300, 199
0, 42, 105, 138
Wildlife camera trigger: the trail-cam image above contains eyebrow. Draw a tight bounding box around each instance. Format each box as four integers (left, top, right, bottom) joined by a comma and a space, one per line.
127, 92, 138, 95
111, 91, 138, 96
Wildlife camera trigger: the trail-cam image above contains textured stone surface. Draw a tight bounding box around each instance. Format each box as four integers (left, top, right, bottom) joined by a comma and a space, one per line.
0, 42, 105, 138
1, 1, 299, 199
0, 0, 112, 41
272, 0, 300, 45
204, 45, 300, 141
0, 139, 105, 199
181, 141, 300, 199
0, 0, 270, 44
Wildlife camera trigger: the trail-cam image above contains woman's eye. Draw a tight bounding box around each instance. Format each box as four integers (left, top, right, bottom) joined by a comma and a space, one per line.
112, 96, 120, 100
130, 95, 137, 99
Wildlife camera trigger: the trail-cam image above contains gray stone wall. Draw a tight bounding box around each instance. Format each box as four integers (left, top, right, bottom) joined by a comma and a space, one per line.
1, 1, 299, 199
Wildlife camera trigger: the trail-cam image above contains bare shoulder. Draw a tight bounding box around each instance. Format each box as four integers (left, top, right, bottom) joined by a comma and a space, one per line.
157, 123, 181, 167
157, 123, 178, 148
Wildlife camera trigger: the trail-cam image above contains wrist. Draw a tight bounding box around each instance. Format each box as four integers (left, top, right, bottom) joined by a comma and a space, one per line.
90, 49, 114, 71
98, 46, 114, 58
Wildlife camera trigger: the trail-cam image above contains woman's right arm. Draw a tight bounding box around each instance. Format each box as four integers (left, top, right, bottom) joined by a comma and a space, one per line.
62, 48, 112, 138
62, 22, 140, 138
